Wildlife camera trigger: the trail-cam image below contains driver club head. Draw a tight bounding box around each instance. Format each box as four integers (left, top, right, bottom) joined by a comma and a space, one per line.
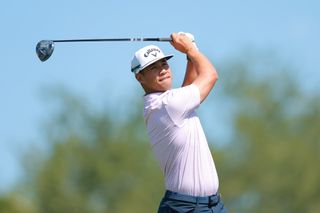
36, 40, 55, 62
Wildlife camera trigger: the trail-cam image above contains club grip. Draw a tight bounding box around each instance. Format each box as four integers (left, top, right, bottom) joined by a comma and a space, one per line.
158, 38, 172, 42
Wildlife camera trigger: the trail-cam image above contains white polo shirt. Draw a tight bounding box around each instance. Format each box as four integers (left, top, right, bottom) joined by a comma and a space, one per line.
143, 84, 219, 196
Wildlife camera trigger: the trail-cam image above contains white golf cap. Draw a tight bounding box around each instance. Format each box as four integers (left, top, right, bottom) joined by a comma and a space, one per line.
131, 45, 173, 74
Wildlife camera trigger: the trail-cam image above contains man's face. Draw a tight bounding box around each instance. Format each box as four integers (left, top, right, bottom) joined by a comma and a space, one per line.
136, 58, 172, 93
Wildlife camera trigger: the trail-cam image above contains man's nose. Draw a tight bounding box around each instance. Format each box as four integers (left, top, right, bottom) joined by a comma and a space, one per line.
159, 68, 167, 75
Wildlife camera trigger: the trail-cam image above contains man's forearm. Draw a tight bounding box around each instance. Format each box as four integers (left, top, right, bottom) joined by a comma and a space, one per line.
186, 48, 218, 102
170, 31, 218, 101
187, 49, 216, 77
182, 60, 198, 87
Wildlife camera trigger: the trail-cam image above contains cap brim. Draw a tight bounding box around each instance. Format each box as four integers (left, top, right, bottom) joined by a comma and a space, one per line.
137, 54, 173, 73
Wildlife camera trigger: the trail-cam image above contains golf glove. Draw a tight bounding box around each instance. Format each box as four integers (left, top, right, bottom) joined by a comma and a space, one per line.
178, 32, 198, 50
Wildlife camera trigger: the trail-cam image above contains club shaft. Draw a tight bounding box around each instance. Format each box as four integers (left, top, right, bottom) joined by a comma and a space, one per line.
52, 38, 172, 43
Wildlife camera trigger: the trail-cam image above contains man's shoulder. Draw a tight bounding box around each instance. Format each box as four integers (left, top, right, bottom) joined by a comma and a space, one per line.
165, 84, 199, 101
144, 84, 199, 108
170, 84, 198, 94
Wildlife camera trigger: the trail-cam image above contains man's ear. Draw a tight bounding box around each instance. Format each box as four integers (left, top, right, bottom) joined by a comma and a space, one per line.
135, 72, 144, 83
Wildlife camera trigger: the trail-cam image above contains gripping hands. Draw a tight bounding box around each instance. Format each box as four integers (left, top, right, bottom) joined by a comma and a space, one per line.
170, 32, 199, 55
178, 32, 198, 50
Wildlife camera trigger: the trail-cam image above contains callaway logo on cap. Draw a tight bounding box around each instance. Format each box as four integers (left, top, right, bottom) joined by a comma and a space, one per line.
131, 45, 173, 74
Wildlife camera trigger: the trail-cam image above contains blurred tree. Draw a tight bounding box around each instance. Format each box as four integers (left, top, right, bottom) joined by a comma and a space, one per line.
215, 54, 320, 212
20, 89, 164, 213
0, 195, 34, 213
1, 51, 319, 213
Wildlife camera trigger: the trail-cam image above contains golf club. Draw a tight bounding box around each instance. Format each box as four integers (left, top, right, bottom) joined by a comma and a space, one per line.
36, 37, 172, 62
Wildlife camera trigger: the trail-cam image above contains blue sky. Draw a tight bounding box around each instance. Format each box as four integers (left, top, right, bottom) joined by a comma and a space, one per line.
0, 0, 319, 192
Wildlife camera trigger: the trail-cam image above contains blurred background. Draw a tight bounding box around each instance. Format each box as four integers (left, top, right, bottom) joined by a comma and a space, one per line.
1, 0, 319, 212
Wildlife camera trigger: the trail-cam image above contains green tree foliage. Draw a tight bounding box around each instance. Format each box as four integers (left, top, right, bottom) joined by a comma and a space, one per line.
1, 52, 319, 212
21, 90, 164, 213
216, 55, 320, 212
0, 195, 34, 213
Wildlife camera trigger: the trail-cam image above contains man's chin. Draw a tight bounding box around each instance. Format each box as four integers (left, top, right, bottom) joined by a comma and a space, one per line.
155, 86, 171, 93
160, 79, 172, 88
161, 82, 172, 91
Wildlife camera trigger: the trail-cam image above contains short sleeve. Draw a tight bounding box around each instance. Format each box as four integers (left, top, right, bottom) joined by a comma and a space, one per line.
164, 84, 200, 126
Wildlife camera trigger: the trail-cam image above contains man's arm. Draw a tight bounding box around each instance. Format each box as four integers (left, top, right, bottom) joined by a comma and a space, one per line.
171, 33, 218, 103
180, 32, 198, 87
181, 60, 197, 87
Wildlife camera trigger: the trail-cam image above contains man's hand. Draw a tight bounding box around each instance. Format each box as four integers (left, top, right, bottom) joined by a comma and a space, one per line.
178, 32, 198, 50
170, 32, 218, 103
170, 32, 198, 54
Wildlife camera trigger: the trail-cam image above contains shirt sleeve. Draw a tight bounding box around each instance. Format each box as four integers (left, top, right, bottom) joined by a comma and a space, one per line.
164, 84, 200, 126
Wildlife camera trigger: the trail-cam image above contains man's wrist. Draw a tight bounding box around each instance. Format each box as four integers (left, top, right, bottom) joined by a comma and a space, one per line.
186, 47, 199, 61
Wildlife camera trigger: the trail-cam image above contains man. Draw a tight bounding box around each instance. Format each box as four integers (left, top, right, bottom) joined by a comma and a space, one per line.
131, 32, 227, 213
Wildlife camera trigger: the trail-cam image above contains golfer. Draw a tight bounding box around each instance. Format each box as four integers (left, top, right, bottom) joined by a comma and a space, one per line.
131, 32, 227, 213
